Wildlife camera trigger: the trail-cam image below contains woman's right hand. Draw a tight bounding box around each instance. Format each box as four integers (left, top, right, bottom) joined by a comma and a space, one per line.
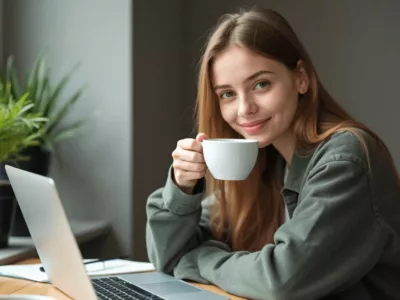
172, 133, 207, 194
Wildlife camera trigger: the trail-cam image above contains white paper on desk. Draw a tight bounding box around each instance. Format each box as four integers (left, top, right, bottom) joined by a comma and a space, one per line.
0, 259, 155, 283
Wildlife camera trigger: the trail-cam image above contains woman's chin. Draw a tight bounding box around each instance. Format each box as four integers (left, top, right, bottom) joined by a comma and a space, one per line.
257, 140, 271, 148
239, 133, 271, 148
250, 137, 271, 149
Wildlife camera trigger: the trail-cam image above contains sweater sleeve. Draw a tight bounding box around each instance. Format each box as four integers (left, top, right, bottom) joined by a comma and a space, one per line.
146, 166, 218, 278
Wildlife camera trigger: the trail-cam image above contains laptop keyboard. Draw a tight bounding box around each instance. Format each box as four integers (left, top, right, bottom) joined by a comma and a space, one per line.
92, 277, 164, 300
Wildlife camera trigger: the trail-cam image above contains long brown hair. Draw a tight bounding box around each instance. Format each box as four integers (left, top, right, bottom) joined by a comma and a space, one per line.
196, 7, 392, 252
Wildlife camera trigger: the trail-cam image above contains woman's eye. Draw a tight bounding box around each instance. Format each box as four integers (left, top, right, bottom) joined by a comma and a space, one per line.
254, 80, 270, 90
220, 91, 235, 99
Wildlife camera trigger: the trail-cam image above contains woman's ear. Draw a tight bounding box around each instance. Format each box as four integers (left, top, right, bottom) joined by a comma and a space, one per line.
296, 60, 310, 95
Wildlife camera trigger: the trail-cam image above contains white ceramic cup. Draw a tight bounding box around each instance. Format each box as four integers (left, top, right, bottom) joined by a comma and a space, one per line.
202, 138, 259, 180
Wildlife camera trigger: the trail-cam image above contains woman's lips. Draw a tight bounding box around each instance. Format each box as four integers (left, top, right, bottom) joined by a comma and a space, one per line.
240, 118, 271, 134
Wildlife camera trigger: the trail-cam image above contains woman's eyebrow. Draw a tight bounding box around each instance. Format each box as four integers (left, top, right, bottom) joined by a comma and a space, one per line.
213, 70, 273, 91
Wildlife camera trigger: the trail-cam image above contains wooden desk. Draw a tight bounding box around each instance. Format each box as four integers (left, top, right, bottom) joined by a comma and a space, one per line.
0, 259, 246, 300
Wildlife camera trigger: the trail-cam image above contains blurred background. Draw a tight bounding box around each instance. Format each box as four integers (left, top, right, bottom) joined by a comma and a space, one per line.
0, 0, 399, 262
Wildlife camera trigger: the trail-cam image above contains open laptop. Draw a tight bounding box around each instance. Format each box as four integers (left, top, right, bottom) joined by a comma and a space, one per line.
5, 165, 228, 300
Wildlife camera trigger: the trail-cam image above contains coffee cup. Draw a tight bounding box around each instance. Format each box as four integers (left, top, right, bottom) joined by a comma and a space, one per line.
202, 139, 259, 180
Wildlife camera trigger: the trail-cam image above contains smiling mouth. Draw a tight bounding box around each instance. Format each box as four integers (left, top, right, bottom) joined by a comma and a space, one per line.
240, 118, 271, 134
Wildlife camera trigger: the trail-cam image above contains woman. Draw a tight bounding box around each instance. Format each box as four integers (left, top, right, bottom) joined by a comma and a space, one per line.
146, 7, 400, 300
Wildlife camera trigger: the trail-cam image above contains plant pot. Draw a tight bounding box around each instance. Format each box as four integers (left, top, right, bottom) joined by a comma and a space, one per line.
16, 146, 52, 176
0, 181, 16, 248
0, 146, 51, 237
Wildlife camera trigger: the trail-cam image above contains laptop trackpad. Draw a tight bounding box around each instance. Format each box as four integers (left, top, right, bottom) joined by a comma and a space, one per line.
141, 281, 201, 295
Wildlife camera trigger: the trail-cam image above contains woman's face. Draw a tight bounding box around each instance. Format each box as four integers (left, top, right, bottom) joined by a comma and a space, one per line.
211, 45, 308, 148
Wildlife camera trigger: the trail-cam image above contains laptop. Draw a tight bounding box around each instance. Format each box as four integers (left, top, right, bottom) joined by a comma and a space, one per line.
5, 165, 228, 300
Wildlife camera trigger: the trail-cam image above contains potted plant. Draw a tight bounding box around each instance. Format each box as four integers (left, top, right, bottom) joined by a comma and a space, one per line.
1, 55, 86, 236
0, 82, 47, 248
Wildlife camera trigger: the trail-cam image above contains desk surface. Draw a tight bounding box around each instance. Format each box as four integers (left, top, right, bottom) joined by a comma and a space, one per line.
0, 258, 246, 300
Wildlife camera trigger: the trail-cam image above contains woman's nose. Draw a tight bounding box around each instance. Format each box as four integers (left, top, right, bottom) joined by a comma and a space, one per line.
237, 94, 258, 117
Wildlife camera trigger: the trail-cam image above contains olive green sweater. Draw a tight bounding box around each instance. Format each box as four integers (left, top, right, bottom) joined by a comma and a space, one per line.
146, 130, 400, 300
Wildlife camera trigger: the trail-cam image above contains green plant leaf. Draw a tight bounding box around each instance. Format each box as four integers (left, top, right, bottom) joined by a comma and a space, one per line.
28, 56, 45, 111
45, 86, 86, 135
50, 119, 88, 143
0, 83, 48, 162
23, 72, 30, 92
1, 55, 87, 154
43, 62, 81, 118
36, 74, 50, 114
5, 56, 22, 99
17, 102, 35, 116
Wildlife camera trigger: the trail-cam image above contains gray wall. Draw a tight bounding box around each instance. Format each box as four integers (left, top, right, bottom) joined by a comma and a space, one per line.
132, 0, 191, 260
3, 0, 133, 256
185, 0, 400, 170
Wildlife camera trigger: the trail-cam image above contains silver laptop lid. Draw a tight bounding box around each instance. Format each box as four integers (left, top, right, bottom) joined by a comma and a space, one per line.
5, 165, 97, 300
